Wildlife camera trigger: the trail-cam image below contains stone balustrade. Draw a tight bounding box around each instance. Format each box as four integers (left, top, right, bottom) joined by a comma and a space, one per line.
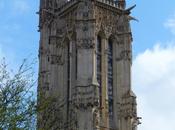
97, 0, 118, 7
57, 0, 120, 14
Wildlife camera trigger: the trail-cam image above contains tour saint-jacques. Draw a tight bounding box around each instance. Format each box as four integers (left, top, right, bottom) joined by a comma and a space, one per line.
37, 0, 140, 130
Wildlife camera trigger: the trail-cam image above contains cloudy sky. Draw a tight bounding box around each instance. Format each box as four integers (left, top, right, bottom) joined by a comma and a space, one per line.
0, 0, 175, 130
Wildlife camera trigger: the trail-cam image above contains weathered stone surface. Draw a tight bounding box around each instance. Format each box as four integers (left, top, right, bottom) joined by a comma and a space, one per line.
38, 0, 139, 130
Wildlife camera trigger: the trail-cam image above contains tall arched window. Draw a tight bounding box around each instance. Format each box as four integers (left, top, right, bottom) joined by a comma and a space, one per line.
96, 35, 102, 107
108, 38, 113, 118
67, 41, 70, 121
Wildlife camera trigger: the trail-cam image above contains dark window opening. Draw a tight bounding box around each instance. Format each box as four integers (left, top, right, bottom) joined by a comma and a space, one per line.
108, 38, 113, 118
67, 41, 70, 121
75, 45, 78, 79
96, 35, 102, 108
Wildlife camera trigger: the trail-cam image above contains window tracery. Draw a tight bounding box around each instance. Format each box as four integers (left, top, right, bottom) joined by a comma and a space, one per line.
108, 38, 113, 118
96, 35, 102, 107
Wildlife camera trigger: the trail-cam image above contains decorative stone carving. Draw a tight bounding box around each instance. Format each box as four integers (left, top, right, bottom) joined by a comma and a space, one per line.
73, 85, 99, 109
38, 70, 50, 92
50, 54, 64, 65
39, 46, 50, 56
38, 0, 138, 130
93, 108, 100, 129
49, 35, 63, 48
82, 23, 89, 32
95, 5, 119, 36
39, 70, 50, 79
117, 14, 131, 34
118, 90, 140, 130
39, 9, 55, 29
116, 50, 132, 61
77, 38, 95, 49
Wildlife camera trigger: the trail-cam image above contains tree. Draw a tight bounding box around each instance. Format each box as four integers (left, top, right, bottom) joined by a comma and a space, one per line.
0, 58, 64, 130
0, 58, 37, 130
37, 93, 64, 130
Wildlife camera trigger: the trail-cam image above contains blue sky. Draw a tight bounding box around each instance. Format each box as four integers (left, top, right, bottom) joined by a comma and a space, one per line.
129, 0, 175, 54
0, 0, 175, 130
0, 0, 39, 66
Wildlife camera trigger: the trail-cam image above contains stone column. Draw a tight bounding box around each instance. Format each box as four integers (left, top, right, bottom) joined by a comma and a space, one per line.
101, 37, 109, 130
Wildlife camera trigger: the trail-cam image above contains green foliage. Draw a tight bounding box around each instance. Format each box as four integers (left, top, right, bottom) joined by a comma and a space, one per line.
37, 93, 63, 130
0, 58, 37, 130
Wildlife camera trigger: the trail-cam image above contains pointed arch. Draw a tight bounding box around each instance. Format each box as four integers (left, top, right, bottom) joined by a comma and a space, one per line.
97, 30, 106, 39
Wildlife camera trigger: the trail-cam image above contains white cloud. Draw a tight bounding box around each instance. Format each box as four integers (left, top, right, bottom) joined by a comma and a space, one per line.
132, 43, 175, 130
164, 15, 175, 35
13, 0, 30, 14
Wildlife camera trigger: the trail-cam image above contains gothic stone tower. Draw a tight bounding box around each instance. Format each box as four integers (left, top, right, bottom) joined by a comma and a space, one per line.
38, 0, 139, 130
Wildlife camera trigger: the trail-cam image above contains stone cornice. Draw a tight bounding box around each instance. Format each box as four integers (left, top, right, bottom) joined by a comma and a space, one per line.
95, 0, 123, 14
57, 0, 124, 17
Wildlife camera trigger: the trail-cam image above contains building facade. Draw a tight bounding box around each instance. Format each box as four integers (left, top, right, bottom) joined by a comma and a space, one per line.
38, 0, 140, 130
